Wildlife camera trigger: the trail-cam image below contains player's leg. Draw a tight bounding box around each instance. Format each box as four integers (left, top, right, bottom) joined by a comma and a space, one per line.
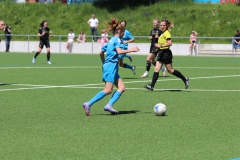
46, 47, 51, 64
104, 78, 125, 114
118, 56, 136, 75
144, 61, 163, 91
141, 53, 154, 78
124, 54, 132, 62
46, 41, 51, 64
83, 82, 113, 116
166, 63, 189, 89
32, 42, 43, 63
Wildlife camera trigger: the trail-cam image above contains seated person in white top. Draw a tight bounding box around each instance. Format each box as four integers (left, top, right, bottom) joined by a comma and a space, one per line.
77, 31, 86, 43
65, 29, 75, 53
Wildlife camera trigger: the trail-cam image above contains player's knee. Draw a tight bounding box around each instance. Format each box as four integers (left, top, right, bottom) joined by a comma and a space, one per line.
168, 69, 174, 74
104, 88, 113, 94
118, 86, 126, 93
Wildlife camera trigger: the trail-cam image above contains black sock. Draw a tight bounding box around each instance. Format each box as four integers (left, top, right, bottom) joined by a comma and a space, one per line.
151, 72, 159, 88
34, 52, 40, 58
173, 70, 186, 83
47, 52, 50, 61
146, 61, 151, 72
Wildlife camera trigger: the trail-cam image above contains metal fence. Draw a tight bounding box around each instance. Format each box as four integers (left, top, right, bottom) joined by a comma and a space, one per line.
0, 34, 239, 55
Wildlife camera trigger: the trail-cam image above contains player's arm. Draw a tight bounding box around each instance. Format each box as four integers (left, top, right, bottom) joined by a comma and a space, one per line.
155, 38, 172, 48
99, 50, 105, 64
149, 30, 153, 40
38, 29, 44, 37
128, 32, 135, 43
38, 33, 43, 37
116, 47, 139, 54
127, 38, 134, 43
100, 44, 107, 63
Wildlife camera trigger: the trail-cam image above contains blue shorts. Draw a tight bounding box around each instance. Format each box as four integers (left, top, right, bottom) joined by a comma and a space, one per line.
118, 53, 128, 60
102, 63, 120, 83
233, 41, 240, 49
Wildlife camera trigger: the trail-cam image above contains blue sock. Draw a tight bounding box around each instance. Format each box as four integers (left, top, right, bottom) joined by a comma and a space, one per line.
108, 90, 122, 106
88, 91, 107, 106
125, 54, 130, 58
161, 67, 165, 72
124, 63, 132, 69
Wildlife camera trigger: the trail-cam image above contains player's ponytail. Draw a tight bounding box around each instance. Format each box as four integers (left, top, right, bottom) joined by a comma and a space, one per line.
103, 18, 124, 35
161, 18, 174, 31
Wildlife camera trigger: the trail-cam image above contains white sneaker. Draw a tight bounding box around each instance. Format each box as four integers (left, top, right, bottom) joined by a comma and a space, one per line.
132, 66, 136, 75
47, 61, 52, 64
162, 68, 166, 77
32, 57, 36, 63
140, 71, 148, 78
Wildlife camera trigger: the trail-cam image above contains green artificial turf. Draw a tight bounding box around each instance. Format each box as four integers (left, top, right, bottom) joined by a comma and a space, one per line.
0, 53, 240, 160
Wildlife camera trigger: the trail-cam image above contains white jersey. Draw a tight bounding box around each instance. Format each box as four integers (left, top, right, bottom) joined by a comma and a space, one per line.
88, 18, 98, 27
68, 33, 75, 43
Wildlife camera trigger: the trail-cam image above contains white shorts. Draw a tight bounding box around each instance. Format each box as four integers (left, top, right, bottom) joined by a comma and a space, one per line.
68, 39, 74, 44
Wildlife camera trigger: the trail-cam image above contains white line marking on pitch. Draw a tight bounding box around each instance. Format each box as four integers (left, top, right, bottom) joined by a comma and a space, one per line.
1, 66, 240, 70
0, 74, 240, 92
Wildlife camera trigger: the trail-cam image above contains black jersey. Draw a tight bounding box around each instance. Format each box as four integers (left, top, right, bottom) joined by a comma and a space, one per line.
38, 27, 50, 41
4, 26, 11, 38
150, 28, 162, 44
234, 33, 240, 42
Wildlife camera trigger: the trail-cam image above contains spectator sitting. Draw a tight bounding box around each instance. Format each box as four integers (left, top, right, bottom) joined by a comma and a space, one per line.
77, 31, 86, 43
100, 30, 108, 46
233, 29, 240, 53
65, 29, 75, 53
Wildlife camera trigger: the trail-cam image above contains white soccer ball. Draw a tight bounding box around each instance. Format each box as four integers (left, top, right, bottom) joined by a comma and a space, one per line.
154, 103, 167, 116
32, 50, 35, 53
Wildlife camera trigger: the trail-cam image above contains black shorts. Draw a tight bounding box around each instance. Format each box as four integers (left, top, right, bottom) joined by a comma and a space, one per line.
156, 49, 173, 64
150, 44, 160, 56
191, 40, 196, 43
39, 40, 50, 49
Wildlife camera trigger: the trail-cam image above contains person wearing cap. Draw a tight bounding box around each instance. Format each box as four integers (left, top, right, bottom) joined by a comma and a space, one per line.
65, 29, 75, 53
233, 30, 240, 53
189, 30, 198, 56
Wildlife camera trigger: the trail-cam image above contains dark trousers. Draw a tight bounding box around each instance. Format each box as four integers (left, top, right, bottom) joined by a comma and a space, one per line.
5, 37, 11, 52
90, 27, 98, 41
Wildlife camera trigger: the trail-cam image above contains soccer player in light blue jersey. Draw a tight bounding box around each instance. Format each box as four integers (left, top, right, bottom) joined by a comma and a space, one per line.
118, 20, 136, 75
82, 18, 140, 116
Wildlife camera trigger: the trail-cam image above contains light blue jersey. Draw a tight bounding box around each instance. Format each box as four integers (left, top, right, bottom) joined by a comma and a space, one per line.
101, 43, 107, 52
121, 30, 134, 50
119, 29, 134, 59
102, 36, 122, 83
